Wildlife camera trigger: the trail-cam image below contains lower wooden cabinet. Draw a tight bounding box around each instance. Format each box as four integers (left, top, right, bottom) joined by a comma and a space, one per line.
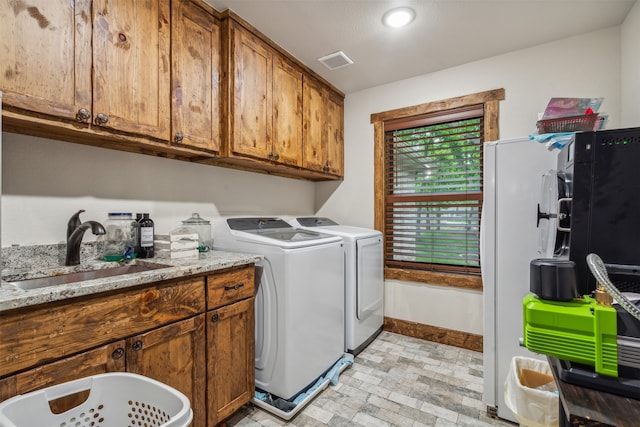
0, 341, 126, 413
207, 297, 255, 425
0, 266, 256, 427
127, 315, 206, 427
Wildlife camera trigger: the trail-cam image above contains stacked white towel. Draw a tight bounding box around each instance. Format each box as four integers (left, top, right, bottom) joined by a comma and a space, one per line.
154, 228, 200, 260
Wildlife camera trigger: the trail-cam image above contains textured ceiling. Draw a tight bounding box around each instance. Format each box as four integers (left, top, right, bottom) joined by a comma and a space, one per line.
205, 0, 636, 94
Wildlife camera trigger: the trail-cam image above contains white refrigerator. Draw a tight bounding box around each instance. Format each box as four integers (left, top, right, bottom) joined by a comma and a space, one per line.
481, 137, 559, 422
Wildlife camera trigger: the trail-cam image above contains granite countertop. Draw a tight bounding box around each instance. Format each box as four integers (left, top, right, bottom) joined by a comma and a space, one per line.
0, 250, 262, 312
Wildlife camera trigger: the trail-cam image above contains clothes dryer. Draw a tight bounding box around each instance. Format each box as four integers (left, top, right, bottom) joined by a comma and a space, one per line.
214, 217, 345, 400
288, 217, 383, 354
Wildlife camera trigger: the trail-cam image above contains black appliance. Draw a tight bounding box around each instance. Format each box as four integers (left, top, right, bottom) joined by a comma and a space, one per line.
544, 127, 640, 400
565, 127, 640, 296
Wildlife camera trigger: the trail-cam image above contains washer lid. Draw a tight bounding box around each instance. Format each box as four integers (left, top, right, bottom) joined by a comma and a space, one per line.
295, 217, 339, 227
228, 217, 291, 231
292, 217, 381, 239
226, 217, 340, 244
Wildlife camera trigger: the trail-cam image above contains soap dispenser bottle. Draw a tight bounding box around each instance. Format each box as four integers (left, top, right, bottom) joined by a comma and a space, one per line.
138, 213, 154, 258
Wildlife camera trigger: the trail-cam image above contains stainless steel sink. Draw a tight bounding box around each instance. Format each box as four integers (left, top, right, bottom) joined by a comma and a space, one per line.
5, 262, 172, 291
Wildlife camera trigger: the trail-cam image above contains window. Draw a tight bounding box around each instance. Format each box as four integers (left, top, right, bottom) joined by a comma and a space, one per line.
371, 89, 504, 289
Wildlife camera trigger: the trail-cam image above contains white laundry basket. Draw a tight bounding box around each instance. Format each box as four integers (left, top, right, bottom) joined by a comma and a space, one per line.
0, 372, 193, 427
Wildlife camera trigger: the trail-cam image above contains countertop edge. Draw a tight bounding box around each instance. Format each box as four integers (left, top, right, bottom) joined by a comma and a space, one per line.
0, 251, 262, 312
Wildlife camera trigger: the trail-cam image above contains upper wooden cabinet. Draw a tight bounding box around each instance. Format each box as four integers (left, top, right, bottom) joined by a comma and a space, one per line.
226, 20, 303, 167
92, 0, 171, 139
171, 0, 221, 153
0, 2, 343, 180
272, 55, 304, 166
303, 77, 344, 177
0, 0, 92, 121
325, 90, 345, 176
0, 0, 171, 140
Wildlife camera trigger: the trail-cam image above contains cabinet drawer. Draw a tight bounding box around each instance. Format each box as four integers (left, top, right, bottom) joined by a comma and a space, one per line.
207, 266, 255, 309
0, 341, 126, 404
0, 277, 205, 378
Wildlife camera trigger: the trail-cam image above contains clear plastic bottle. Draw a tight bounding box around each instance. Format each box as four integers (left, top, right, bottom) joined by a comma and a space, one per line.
102, 212, 136, 261
138, 213, 155, 258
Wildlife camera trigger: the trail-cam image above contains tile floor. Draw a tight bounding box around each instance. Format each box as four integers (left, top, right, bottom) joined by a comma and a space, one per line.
224, 331, 516, 426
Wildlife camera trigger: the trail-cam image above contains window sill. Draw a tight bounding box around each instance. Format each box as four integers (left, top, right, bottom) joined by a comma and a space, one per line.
385, 267, 483, 291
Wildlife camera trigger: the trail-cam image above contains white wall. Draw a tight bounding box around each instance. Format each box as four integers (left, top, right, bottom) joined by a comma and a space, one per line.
1, 133, 315, 246
317, 26, 624, 335
622, 0, 640, 126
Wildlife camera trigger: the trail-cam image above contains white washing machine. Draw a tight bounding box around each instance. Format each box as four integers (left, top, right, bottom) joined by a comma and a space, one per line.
288, 217, 384, 354
214, 217, 345, 400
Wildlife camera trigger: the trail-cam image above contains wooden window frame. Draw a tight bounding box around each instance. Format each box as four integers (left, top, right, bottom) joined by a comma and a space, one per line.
371, 89, 505, 290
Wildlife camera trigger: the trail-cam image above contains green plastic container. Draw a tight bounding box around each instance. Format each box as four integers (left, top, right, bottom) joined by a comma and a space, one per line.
523, 294, 618, 377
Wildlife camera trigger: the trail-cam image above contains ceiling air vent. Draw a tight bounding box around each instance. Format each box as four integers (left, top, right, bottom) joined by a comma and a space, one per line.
318, 51, 353, 70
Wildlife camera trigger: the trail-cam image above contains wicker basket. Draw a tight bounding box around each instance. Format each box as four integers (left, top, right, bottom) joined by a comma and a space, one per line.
536, 114, 600, 133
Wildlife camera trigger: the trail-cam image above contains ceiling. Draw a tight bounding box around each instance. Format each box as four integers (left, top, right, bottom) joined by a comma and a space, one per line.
204, 0, 636, 95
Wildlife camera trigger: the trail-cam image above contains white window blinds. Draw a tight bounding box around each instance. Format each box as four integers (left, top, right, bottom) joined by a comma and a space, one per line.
383, 105, 483, 274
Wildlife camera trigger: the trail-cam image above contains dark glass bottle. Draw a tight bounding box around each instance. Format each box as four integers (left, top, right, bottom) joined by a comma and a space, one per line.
134, 213, 143, 257
138, 213, 154, 258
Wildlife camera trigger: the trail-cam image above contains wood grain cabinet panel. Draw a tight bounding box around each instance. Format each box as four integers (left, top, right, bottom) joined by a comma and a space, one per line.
0, 341, 126, 406
303, 77, 344, 178
0, 0, 92, 121
272, 55, 303, 166
92, 0, 171, 139
227, 20, 304, 167
325, 91, 345, 176
207, 265, 255, 310
171, 0, 221, 153
302, 77, 326, 172
207, 297, 255, 426
0, 277, 205, 378
127, 315, 206, 427
230, 23, 272, 160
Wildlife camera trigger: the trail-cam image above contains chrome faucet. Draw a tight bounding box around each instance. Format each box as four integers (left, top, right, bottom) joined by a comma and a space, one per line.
65, 210, 106, 266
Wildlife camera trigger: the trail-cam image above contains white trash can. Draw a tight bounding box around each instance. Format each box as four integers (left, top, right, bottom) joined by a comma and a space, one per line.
504, 356, 559, 427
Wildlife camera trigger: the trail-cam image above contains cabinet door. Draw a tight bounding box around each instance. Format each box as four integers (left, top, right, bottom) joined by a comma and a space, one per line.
92, 0, 170, 139
272, 56, 303, 166
171, 0, 220, 153
302, 77, 326, 172
207, 298, 255, 426
231, 24, 272, 159
0, 341, 125, 413
0, 0, 91, 122
325, 92, 344, 177
126, 315, 206, 427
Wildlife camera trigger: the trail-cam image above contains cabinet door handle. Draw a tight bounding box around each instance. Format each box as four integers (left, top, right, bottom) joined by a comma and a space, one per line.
224, 282, 245, 291
95, 113, 109, 125
131, 340, 143, 352
76, 108, 91, 122
273, 154, 280, 161
174, 132, 184, 143
111, 347, 125, 360
211, 313, 219, 323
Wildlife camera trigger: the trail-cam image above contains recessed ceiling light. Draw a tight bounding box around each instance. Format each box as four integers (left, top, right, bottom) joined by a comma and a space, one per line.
382, 7, 416, 28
